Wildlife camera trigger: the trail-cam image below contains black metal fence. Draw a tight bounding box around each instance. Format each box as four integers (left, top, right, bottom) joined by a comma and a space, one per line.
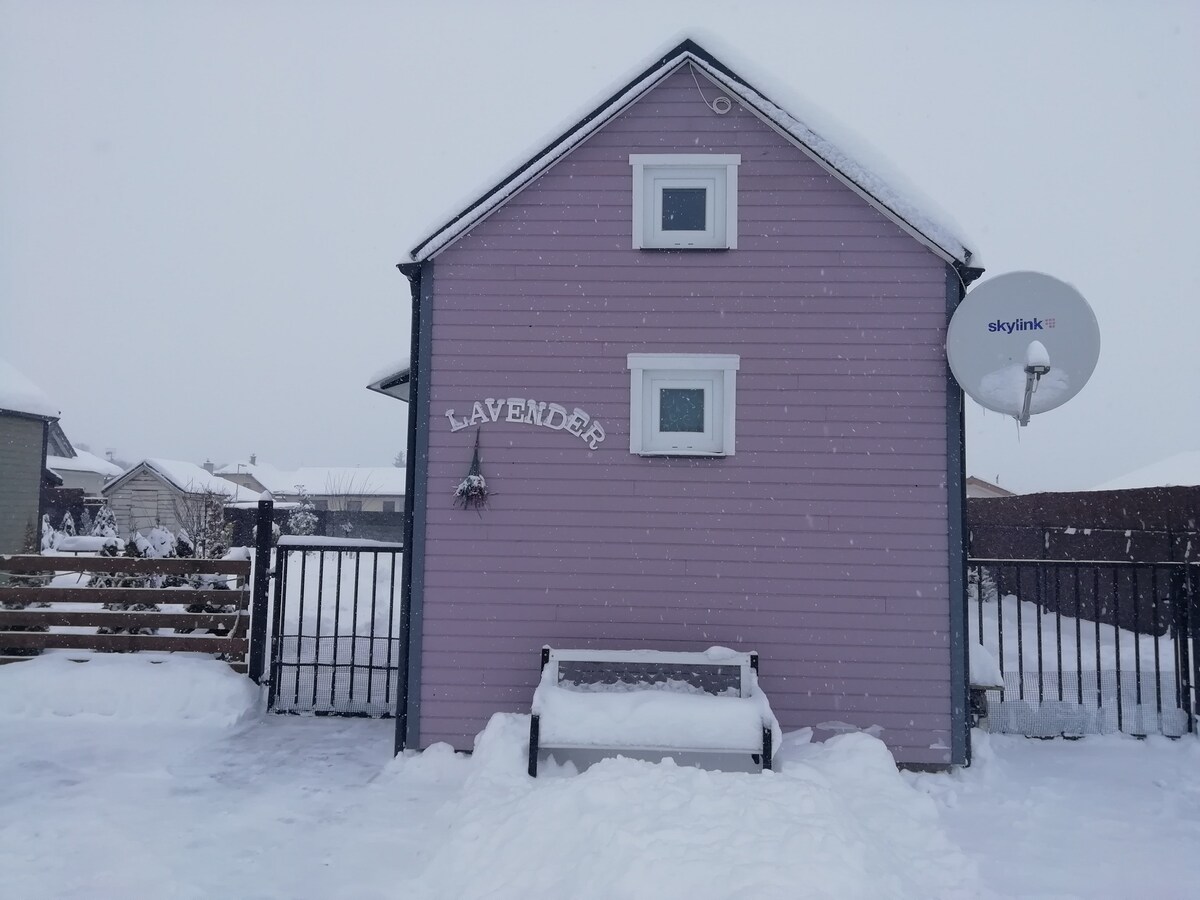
968, 558, 1198, 738
267, 537, 404, 717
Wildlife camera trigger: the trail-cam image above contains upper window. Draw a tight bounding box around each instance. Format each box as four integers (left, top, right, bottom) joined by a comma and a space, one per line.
630, 154, 740, 250
627, 353, 740, 456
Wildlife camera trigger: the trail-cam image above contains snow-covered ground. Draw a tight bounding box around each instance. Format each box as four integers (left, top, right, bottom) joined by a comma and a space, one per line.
1, 655, 1198, 899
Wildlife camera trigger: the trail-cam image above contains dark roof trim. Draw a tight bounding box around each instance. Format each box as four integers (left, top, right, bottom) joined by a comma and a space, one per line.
409, 40, 703, 262
409, 38, 972, 266
366, 367, 411, 403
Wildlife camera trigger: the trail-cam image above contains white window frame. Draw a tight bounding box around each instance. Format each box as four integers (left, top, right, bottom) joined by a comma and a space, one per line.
630, 154, 740, 250
627, 353, 740, 456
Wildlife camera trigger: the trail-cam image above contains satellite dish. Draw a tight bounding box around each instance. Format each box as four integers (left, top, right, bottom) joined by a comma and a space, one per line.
947, 271, 1100, 425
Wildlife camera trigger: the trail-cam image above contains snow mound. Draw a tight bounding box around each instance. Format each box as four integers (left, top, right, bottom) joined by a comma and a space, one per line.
0, 654, 261, 727
396, 714, 980, 899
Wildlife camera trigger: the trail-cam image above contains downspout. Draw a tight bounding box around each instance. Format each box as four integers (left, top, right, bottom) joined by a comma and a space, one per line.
395, 261, 423, 754
948, 260, 984, 765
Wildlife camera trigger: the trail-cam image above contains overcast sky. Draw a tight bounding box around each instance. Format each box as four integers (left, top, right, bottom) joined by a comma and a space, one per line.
2, 1, 1197, 492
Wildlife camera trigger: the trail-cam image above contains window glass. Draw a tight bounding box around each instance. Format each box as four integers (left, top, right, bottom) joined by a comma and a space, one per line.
659, 387, 705, 432
660, 188, 707, 232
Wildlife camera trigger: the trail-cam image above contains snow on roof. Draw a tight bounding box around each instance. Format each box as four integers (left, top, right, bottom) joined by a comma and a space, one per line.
0, 357, 59, 419
1091, 452, 1200, 492
409, 37, 975, 266
48, 449, 124, 478
366, 365, 410, 403
367, 359, 411, 386
105, 459, 262, 503
214, 461, 407, 496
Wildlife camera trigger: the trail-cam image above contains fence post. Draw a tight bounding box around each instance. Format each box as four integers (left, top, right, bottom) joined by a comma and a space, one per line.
248, 499, 274, 684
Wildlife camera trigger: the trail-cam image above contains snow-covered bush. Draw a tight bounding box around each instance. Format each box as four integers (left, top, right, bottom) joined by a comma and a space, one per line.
90, 505, 118, 538
286, 486, 319, 536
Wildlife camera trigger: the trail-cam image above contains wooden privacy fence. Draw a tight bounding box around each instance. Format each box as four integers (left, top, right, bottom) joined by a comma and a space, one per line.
0, 554, 252, 670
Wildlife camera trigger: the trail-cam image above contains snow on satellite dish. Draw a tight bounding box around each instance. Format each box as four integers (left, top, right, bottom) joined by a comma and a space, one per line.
946, 272, 1100, 425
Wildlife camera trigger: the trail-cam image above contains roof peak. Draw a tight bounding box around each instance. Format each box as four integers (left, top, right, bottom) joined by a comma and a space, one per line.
408, 37, 973, 266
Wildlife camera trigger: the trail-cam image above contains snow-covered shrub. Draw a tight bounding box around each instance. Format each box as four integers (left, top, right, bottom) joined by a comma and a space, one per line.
90, 505, 118, 538
286, 487, 318, 536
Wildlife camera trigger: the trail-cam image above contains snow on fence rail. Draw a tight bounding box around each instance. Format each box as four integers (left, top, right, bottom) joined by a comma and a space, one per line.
0, 554, 252, 669
968, 558, 1198, 738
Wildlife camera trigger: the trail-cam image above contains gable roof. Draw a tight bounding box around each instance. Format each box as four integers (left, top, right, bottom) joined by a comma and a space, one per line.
1091, 452, 1200, 492
102, 458, 261, 504
48, 449, 124, 479
410, 38, 974, 266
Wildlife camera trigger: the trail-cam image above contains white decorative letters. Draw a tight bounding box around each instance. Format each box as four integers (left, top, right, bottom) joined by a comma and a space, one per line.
542, 403, 568, 431
442, 396, 607, 450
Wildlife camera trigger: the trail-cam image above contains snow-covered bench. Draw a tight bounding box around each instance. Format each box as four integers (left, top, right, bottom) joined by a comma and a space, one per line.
527, 647, 781, 776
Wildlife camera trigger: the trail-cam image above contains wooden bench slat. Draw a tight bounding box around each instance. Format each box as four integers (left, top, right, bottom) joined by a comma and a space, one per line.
0, 555, 251, 576
0, 611, 244, 629
0, 632, 248, 655
0, 587, 249, 607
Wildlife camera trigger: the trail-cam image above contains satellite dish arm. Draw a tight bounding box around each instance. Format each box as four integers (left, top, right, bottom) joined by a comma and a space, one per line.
1018, 340, 1051, 426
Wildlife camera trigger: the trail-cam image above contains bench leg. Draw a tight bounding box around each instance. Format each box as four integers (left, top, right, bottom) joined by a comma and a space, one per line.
528, 714, 540, 777
761, 726, 773, 772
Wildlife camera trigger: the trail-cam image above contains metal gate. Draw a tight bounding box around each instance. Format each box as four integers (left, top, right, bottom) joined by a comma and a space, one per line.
266, 536, 405, 716
970, 558, 1198, 737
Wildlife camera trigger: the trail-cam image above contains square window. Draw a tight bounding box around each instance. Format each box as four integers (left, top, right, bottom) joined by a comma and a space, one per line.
627, 354, 739, 456
630, 154, 739, 250
660, 188, 707, 232
658, 387, 706, 432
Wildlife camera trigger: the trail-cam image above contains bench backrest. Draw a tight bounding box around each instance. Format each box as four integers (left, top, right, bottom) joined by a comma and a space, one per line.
543, 648, 758, 699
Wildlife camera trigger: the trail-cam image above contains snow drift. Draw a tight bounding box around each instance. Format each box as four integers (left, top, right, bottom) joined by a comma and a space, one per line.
0, 654, 261, 727
384, 714, 981, 899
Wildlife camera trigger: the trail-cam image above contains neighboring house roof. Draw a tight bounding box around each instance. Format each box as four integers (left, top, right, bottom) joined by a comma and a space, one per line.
103, 458, 262, 503
0, 357, 59, 419
965, 476, 1015, 499
409, 38, 974, 266
366, 364, 410, 403
48, 449, 124, 479
1091, 452, 1200, 492
214, 462, 407, 496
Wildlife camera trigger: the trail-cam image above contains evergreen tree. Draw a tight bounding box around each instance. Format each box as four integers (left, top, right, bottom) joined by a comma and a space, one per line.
286, 487, 318, 536
79, 508, 94, 536
90, 505, 118, 538
40, 515, 59, 552
60, 511, 76, 537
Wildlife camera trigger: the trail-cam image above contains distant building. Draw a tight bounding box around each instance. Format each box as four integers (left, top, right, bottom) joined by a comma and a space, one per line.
1090, 452, 1200, 492
965, 476, 1014, 499
102, 458, 261, 537
215, 458, 406, 513
0, 359, 59, 553
44, 423, 124, 498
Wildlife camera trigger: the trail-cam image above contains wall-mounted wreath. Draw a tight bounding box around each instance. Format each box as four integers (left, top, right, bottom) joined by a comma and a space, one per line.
454, 429, 489, 510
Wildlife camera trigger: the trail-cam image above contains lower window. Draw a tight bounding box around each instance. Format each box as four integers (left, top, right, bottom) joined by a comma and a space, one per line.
627, 353, 739, 456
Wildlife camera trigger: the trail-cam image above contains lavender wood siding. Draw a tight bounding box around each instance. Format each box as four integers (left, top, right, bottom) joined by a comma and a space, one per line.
418, 67, 953, 765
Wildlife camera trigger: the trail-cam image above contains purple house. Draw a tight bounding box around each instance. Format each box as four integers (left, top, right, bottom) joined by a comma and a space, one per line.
387, 40, 983, 768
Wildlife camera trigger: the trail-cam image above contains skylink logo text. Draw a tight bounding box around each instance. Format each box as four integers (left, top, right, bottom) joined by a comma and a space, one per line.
988, 318, 1047, 334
